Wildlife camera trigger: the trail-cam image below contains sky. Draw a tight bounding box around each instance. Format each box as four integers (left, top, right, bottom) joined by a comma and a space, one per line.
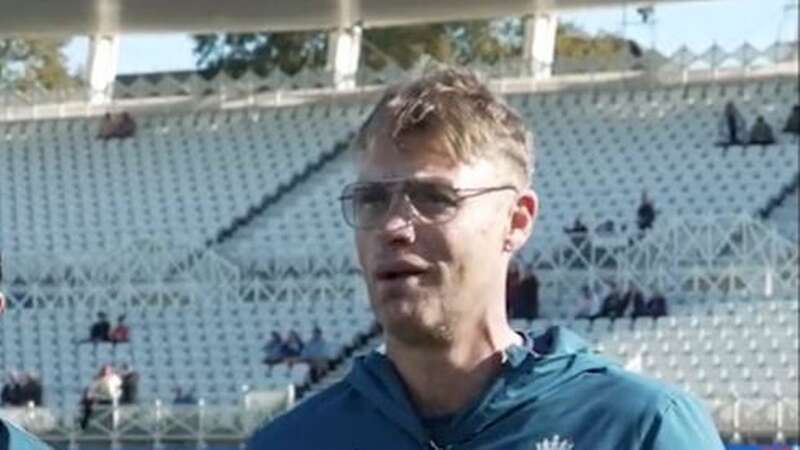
62, 0, 798, 76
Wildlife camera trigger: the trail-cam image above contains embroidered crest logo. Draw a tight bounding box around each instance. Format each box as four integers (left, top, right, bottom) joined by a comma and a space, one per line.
534, 434, 574, 450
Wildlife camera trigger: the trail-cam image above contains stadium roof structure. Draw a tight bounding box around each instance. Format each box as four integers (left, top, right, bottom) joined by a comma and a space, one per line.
0, 0, 707, 36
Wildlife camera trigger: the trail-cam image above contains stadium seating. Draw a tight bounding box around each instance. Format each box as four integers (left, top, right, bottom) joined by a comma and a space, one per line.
0, 275, 372, 410
1, 74, 798, 444
215, 76, 799, 269
0, 103, 367, 257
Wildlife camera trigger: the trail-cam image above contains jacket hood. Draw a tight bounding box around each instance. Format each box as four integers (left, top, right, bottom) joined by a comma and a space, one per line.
345, 326, 611, 446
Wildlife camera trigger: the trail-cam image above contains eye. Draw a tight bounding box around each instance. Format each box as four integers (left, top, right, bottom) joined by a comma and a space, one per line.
409, 182, 459, 215
414, 183, 458, 204
354, 186, 390, 206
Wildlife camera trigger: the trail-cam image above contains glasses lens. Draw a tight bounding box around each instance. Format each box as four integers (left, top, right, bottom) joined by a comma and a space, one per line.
340, 181, 462, 228
406, 181, 459, 221
342, 183, 392, 228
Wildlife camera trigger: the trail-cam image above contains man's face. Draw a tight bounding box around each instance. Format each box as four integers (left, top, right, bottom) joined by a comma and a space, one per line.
355, 132, 520, 347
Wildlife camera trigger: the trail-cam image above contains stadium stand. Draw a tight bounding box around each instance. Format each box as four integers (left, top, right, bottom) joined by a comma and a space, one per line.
1, 71, 798, 446
0, 269, 372, 409
218, 76, 799, 270
0, 103, 366, 257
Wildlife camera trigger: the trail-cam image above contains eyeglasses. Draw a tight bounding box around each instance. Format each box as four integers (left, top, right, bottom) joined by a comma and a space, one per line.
339, 179, 517, 229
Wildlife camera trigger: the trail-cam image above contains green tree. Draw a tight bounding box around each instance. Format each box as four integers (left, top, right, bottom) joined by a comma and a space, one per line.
191, 19, 646, 77
193, 31, 328, 78
0, 37, 78, 91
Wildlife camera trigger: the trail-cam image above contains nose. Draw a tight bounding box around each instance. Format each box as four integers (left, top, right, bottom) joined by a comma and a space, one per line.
378, 193, 417, 244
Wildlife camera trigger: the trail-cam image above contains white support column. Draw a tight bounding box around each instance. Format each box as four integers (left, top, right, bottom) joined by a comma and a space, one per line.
327, 23, 362, 90
523, 12, 558, 80
87, 34, 120, 105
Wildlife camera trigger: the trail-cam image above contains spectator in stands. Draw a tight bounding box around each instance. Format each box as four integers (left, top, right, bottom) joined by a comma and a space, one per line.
114, 112, 137, 139
264, 331, 286, 366
27, 371, 43, 407
0, 293, 50, 448
80, 364, 123, 429
16, 371, 43, 407
647, 291, 668, 318
564, 216, 588, 235
595, 219, 615, 235
512, 270, 539, 319
748, 115, 776, 146
636, 191, 655, 235
1, 370, 21, 406
78, 311, 111, 345
282, 330, 304, 362
248, 67, 723, 450
302, 327, 332, 382
563, 216, 590, 255
783, 104, 800, 136
631, 289, 668, 319
97, 113, 117, 141
718, 100, 747, 148
263, 331, 285, 366
119, 363, 139, 405
630, 288, 650, 319
173, 386, 197, 405
622, 285, 645, 318
574, 284, 602, 320
505, 261, 521, 317
109, 314, 130, 346
599, 282, 628, 318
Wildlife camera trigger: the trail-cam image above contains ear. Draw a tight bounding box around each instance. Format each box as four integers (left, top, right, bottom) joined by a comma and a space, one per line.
505, 189, 537, 254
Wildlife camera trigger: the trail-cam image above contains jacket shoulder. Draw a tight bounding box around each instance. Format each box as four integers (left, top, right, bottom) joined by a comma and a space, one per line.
246, 381, 359, 450
1, 419, 52, 450
589, 364, 723, 449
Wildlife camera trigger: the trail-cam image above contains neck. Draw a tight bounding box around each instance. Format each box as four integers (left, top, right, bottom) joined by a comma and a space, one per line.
385, 309, 522, 418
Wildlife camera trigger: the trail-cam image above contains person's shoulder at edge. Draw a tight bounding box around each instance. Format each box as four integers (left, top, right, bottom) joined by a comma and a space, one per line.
246, 378, 356, 450
581, 353, 724, 450
1, 419, 52, 450
540, 327, 723, 449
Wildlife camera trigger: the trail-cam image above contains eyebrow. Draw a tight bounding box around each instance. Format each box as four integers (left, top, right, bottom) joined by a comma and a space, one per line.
354, 175, 454, 185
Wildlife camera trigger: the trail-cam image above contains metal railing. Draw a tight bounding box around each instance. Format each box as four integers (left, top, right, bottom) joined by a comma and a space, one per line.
0, 386, 293, 448
1, 215, 796, 313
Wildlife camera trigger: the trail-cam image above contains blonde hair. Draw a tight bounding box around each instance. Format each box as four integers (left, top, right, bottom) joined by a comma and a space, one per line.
354, 66, 534, 187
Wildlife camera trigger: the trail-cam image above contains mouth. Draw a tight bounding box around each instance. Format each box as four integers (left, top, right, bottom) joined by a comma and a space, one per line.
374, 261, 429, 282
376, 268, 427, 281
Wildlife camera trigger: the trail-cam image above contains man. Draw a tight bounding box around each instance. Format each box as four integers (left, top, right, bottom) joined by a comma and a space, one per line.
77, 312, 110, 345
513, 270, 538, 320
718, 100, 747, 148
748, 115, 776, 146
1, 371, 21, 407
301, 327, 332, 382
599, 281, 627, 319
0, 291, 52, 450
247, 68, 723, 449
637, 190, 656, 234
784, 104, 800, 136
118, 363, 139, 405
79, 365, 122, 430
574, 284, 601, 320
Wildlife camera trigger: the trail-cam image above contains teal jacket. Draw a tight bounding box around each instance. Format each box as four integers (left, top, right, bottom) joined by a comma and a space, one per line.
0, 419, 50, 450
248, 326, 724, 449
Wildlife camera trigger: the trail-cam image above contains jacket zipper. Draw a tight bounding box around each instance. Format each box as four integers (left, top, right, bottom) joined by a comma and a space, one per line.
428, 440, 452, 450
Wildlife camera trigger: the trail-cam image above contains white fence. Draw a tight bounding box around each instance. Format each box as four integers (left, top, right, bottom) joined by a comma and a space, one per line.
0, 385, 293, 449
0, 41, 797, 119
